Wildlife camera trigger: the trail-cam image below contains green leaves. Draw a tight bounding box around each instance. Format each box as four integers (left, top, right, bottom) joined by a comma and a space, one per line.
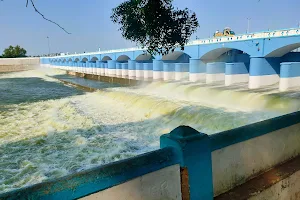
2, 45, 27, 58
111, 0, 199, 56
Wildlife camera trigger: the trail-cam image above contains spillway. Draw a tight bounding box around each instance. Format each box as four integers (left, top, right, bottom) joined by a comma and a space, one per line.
1, 68, 300, 193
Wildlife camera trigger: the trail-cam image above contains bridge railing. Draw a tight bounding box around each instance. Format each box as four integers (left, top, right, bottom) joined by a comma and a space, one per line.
187, 27, 300, 46
43, 27, 300, 59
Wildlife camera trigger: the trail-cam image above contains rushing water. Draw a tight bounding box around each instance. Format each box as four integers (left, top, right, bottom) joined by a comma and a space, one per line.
0, 68, 300, 193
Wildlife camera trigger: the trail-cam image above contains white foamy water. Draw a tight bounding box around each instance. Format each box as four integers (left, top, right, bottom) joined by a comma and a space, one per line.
1, 68, 300, 193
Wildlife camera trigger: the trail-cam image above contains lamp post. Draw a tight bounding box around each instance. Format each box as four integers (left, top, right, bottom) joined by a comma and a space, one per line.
247, 18, 251, 34
47, 36, 51, 56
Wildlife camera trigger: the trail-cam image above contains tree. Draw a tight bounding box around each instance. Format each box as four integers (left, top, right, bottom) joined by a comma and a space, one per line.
2, 45, 27, 58
111, 0, 199, 56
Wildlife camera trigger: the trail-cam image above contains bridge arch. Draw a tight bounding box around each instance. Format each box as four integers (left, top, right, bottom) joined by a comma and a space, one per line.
81, 57, 88, 62
200, 48, 251, 61
74, 58, 80, 62
102, 56, 112, 62
135, 53, 154, 61
162, 51, 191, 63
90, 57, 99, 62
265, 43, 300, 57
117, 55, 130, 62
68, 58, 73, 62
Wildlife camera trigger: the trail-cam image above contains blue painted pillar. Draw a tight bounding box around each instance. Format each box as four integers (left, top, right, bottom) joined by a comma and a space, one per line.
249, 57, 280, 89
135, 62, 144, 80
96, 61, 101, 75
160, 126, 213, 200
68, 62, 72, 71
92, 62, 97, 74
116, 62, 122, 78
128, 60, 136, 79
81, 62, 86, 73
143, 63, 153, 80
153, 60, 163, 80
107, 60, 117, 77
189, 59, 206, 82
122, 63, 129, 78
104, 62, 108, 76
163, 63, 175, 81
78, 62, 81, 72
279, 62, 300, 91
225, 63, 249, 86
175, 63, 189, 81
206, 62, 226, 84
87, 62, 91, 74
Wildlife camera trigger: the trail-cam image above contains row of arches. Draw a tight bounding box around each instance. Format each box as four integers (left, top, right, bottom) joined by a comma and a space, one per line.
50, 52, 192, 63
49, 42, 300, 64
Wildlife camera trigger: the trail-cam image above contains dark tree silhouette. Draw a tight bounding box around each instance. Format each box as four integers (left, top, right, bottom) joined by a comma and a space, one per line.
2, 45, 27, 58
111, 0, 199, 55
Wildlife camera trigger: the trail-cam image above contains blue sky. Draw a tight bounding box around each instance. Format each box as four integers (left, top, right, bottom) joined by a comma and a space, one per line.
0, 0, 299, 55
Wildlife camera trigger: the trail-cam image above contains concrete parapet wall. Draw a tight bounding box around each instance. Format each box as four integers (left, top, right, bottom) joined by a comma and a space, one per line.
0, 58, 39, 73
216, 155, 300, 200
81, 165, 181, 200
211, 111, 300, 196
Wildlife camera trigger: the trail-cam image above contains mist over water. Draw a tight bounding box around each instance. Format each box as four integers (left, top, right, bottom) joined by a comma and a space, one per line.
1, 68, 300, 193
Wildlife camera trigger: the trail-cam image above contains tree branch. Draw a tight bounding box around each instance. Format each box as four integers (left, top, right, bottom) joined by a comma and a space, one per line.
29, 0, 71, 34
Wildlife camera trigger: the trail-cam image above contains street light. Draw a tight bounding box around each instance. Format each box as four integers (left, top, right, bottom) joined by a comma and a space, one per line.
247, 18, 251, 34
47, 36, 51, 56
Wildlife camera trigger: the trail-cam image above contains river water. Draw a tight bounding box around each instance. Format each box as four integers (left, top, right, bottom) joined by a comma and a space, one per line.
0, 68, 300, 193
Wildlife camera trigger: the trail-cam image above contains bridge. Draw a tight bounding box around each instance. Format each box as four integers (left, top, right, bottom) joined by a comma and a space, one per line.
41, 27, 300, 91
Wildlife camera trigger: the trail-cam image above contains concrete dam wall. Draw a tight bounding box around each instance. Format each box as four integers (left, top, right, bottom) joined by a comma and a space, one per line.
0, 58, 40, 73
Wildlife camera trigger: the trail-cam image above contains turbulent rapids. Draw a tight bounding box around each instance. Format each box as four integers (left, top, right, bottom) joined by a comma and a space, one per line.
1, 68, 300, 193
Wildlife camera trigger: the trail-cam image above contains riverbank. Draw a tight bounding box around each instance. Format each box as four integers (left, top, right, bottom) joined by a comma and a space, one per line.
0, 58, 39, 73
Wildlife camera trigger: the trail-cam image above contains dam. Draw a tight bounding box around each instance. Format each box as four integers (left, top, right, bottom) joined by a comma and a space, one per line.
1, 29, 300, 199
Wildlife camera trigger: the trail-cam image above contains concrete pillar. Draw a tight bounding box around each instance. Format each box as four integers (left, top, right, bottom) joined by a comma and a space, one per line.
85, 62, 91, 74
107, 60, 117, 77
128, 60, 136, 79
189, 59, 206, 82
175, 63, 189, 81
122, 63, 129, 78
279, 62, 300, 91
96, 61, 101, 75
116, 63, 122, 78
249, 57, 280, 89
79, 62, 83, 73
104, 63, 108, 76
68, 62, 72, 71
70, 62, 74, 71
92, 63, 97, 74
225, 63, 249, 86
160, 126, 213, 200
135, 62, 144, 80
206, 62, 226, 84
143, 63, 153, 80
163, 63, 175, 81
153, 60, 163, 80
90, 62, 95, 74
65, 62, 69, 71
82, 62, 86, 73
99, 62, 104, 75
